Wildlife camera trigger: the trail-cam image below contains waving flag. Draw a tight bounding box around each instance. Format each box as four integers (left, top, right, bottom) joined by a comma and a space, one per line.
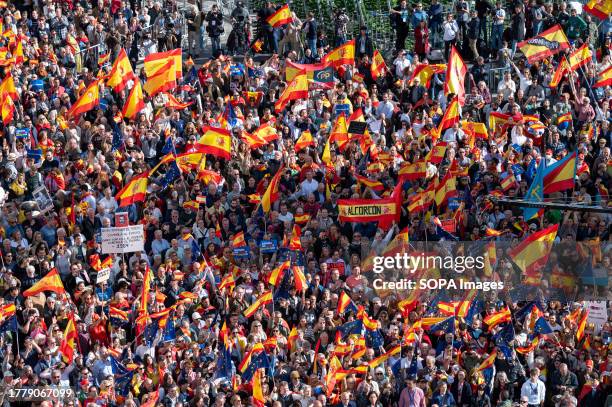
143, 61, 176, 96
337, 291, 357, 314
59, 314, 78, 364
197, 126, 231, 160
484, 307, 512, 330
294, 130, 314, 152
518, 24, 569, 63
0, 72, 17, 100
593, 65, 612, 88
444, 46, 467, 103
370, 50, 387, 80
244, 291, 274, 317
508, 224, 558, 275
398, 160, 427, 181
275, 72, 309, 112
268, 260, 290, 285
568, 43, 593, 71
1, 94, 14, 125
116, 171, 149, 206
122, 79, 145, 120
409, 63, 446, 87
576, 309, 589, 341
543, 152, 576, 193
266, 4, 293, 27
260, 166, 284, 213
107, 48, 136, 92
426, 142, 448, 164
477, 350, 497, 371
0, 304, 16, 333
253, 369, 266, 407
549, 59, 570, 87
68, 81, 99, 118
434, 171, 457, 207
323, 39, 355, 68
523, 161, 545, 221
23, 268, 66, 297
437, 96, 461, 132
584, 0, 612, 19
163, 92, 193, 109
355, 175, 384, 192
144, 48, 182, 78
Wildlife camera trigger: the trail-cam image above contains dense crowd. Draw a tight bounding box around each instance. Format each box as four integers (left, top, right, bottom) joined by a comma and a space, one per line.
0, 0, 610, 406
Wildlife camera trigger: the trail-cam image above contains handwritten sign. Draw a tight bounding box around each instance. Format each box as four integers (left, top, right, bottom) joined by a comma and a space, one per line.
101, 225, 144, 254
96, 268, 111, 284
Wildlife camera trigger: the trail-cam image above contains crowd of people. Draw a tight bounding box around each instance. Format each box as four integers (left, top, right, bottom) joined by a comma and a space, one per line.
0, 0, 610, 406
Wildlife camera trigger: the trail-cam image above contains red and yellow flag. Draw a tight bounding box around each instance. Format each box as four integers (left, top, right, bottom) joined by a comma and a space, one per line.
144, 48, 182, 78
409, 63, 446, 87
143, 61, 176, 96
518, 24, 570, 63
355, 174, 384, 192
370, 50, 387, 80
107, 48, 136, 93
68, 81, 99, 118
568, 43, 592, 72
244, 291, 274, 317
549, 59, 570, 88
197, 126, 231, 160
437, 96, 460, 132
0, 72, 17, 100
266, 4, 293, 27
23, 268, 66, 297
252, 368, 266, 407
268, 260, 290, 285
584, 0, 612, 19
292, 265, 307, 291
398, 160, 427, 181
444, 46, 467, 103
330, 113, 349, 151
163, 92, 193, 109
1, 95, 14, 126
434, 171, 457, 207
295, 130, 314, 152
59, 314, 78, 364
115, 171, 149, 206
594, 65, 612, 88
426, 141, 448, 165
508, 224, 558, 275
260, 166, 284, 213
323, 39, 355, 68
275, 72, 309, 112
122, 79, 145, 120
576, 309, 589, 341
483, 307, 512, 330
543, 152, 576, 194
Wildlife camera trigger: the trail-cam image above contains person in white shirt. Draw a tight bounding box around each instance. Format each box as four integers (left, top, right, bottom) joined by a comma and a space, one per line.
295, 170, 319, 199
497, 72, 516, 101
393, 50, 411, 78
442, 14, 459, 60
521, 368, 546, 407
443, 122, 465, 146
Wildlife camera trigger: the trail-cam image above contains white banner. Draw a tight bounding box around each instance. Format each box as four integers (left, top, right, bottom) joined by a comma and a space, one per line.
96, 268, 111, 284
101, 225, 144, 254
586, 301, 608, 334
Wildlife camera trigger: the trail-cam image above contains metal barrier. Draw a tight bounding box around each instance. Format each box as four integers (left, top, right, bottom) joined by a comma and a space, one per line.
487, 66, 510, 97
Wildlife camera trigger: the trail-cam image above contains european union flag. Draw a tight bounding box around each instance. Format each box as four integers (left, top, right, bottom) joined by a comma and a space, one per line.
0, 316, 17, 334
525, 158, 537, 184
143, 320, 159, 346
162, 317, 176, 343
160, 162, 181, 190
365, 329, 385, 348
26, 148, 42, 163
161, 137, 176, 155
497, 344, 513, 358
533, 317, 553, 335
408, 351, 419, 376
429, 316, 456, 334
241, 350, 270, 382
111, 121, 124, 151
514, 301, 543, 322
493, 323, 515, 345
191, 239, 201, 262
224, 102, 238, 127
111, 356, 130, 376
337, 320, 364, 338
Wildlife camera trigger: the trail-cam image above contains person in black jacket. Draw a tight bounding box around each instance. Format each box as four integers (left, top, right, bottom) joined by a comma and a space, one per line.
511, 4, 525, 56
206, 4, 224, 57
581, 374, 606, 407
302, 12, 318, 57
390, 0, 411, 53
475, 0, 493, 42
467, 10, 481, 60
260, 1, 278, 53
355, 26, 374, 59
450, 369, 473, 406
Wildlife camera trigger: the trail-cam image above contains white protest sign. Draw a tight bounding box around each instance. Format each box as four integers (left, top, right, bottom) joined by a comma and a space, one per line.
96, 268, 111, 284
101, 225, 144, 254
586, 301, 608, 334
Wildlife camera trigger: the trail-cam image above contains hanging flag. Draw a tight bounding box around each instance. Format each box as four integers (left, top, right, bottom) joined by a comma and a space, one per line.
292, 265, 307, 291
444, 46, 467, 103
330, 113, 349, 151
508, 224, 558, 275
197, 126, 231, 160
122, 79, 145, 120
576, 309, 589, 341
275, 72, 309, 112
517, 24, 570, 63
143, 61, 177, 96
288, 224, 302, 251
294, 130, 314, 152
23, 268, 66, 297
568, 43, 593, 71
370, 50, 387, 80
115, 171, 149, 206
59, 314, 78, 364
266, 4, 293, 27
323, 39, 355, 68
68, 81, 100, 118
543, 152, 576, 193
144, 48, 182, 78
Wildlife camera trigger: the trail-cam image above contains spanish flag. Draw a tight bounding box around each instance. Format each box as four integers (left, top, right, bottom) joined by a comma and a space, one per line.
370, 50, 387, 80
0, 72, 17, 100
330, 113, 349, 151
288, 224, 302, 251
518, 24, 569, 63
485, 228, 504, 237
594, 65, 612, 88
434, 171, 457, 207
23, 268, 66, 297
516, 336, 540, 354
508, 224, 558, 275
543, 152, 576, 193
244, 291, 274, 317
584, 0, 612, 19
1, 94, 13, 126
294, 130, 314, 152
398, 160, 427, 180
252, 369, 266, 407
409, 63, 446, 87
275, 72, 309, 112
59, 314, 78, 364
164, 92, 193, 109
477, 350, 497, 371
437, 96, 460, 132
98, 52, 110, 66
115, 171, 149, 206
461, 120, 488, 139
568, 43, 592, 71
68, 80, 99, 118
321, 136, 332, 164
143, 61, 176, 96
355, 174, 384, 192
483, 307, 512, 330
232, 231, 247, 247
549, 59, 570, 88
253, 122, 279, 143
122, 79, 145, 120
144, 48, 182, 78
444, 46, 467, 103
323, 39, 355, 68
242, 131, 267, 149
176, 151, 205, 171
368, 345, 401, 369
139, 265, 153, 313
292, 265, 307, 291
107, 48, 136, 93
197, 126, 231, 160
576, 309, 589, 341
266, 4, 293, 27
408, 185, 434, 213
285, 60, 330, 82
251, 38, 264, 53
260, 165, 284, 213
425, 141, 448, 164
197, 168, 224, 186
557, 112, 572, 125
13, 39, 24, 65
294, 213, 310, 224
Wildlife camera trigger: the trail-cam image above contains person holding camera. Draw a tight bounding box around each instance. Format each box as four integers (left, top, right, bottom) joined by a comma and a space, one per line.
206, 4, 224, 57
